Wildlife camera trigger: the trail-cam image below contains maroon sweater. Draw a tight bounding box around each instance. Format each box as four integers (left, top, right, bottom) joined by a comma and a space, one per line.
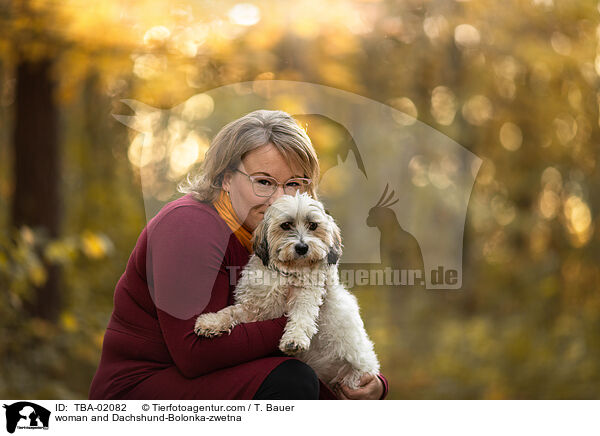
89, 193, 388, 400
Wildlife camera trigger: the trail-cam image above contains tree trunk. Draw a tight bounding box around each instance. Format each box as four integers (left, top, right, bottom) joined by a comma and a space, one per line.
11, 55, 62, 321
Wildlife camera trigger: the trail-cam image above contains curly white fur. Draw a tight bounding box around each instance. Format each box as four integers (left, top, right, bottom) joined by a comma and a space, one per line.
194, 192, 380, 389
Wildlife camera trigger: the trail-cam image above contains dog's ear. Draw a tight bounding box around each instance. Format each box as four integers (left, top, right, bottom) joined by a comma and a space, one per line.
327, 215, 343, 265
252, 217, 270, 267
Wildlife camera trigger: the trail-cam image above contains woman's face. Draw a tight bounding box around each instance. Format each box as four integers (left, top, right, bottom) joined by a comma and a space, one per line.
222, 143, 306, 232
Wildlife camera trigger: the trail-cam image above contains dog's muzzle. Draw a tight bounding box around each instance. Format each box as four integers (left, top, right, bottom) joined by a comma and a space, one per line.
295, 242, 309, 256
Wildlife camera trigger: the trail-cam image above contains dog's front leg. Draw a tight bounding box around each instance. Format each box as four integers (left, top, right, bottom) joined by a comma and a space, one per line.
279, 285, 326, 355
194, 304, 257, 337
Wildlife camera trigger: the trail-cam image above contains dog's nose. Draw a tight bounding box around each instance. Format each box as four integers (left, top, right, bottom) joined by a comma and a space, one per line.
295, 243, 309, 256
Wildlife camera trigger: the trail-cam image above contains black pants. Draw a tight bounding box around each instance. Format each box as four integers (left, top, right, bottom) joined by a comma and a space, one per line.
252, 359, 320, 400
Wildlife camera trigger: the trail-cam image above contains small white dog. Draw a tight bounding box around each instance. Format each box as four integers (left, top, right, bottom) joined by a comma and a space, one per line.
194, 193, 380, 389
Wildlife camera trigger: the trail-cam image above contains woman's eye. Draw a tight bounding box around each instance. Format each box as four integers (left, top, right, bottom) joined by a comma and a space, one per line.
280, 222, 292, 230
308, 222, 318, 231
257, 179, 273, 186
286, 181, 300, 188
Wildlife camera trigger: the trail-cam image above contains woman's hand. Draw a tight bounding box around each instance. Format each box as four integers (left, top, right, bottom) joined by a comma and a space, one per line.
334, 374, 383, 400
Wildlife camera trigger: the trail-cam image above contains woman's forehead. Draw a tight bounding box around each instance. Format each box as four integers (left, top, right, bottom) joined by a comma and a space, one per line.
242, 144, 304, 177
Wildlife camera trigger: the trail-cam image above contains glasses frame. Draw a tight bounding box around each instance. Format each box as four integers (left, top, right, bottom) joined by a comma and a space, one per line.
234, 169, 312, 198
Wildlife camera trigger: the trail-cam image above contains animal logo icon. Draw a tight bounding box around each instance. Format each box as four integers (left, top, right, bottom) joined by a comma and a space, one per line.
3, 402, 50, 433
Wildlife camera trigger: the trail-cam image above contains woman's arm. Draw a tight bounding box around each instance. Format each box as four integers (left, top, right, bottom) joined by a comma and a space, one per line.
148, 206, 286, 378
157, 310, 287, 378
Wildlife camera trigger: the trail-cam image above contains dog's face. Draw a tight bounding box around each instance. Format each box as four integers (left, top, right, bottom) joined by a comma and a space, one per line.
252, 193, 342, 270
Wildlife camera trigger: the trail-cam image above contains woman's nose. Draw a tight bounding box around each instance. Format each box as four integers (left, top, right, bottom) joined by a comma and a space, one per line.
266, 185, 286, 205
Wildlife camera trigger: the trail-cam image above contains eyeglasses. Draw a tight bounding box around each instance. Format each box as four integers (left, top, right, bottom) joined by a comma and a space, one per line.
234, 169, 312, 198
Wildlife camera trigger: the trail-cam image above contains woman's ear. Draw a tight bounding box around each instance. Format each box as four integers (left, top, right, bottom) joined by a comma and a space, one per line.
222, 170, 233, 192
252, 216, 270, 267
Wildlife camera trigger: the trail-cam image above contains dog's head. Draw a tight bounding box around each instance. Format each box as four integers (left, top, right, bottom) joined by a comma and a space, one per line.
252, 192, 342, 270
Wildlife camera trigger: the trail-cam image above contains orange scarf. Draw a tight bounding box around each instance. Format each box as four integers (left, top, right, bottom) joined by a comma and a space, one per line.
212, 190, 254, 254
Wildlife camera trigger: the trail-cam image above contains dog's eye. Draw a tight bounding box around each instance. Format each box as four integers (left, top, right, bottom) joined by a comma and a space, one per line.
308, 222, 318, 231
280, 222, 292, 230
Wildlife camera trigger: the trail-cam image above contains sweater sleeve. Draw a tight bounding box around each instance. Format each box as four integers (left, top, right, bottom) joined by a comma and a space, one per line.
148, 205, 286, 378
377, 373, 389, 399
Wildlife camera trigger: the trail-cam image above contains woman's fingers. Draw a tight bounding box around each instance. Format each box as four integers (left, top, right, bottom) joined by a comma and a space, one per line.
339, 374, 381, 399
333, 385, 351, 400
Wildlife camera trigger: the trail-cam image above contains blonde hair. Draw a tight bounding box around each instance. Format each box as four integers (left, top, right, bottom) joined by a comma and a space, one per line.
178, 110, 320, 202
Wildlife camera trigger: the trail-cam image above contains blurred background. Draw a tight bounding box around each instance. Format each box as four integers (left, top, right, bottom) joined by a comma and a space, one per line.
1, 0, 599, 399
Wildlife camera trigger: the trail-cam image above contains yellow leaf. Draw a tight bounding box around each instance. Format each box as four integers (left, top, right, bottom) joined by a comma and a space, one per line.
81, 231, 106, 259
20, 226, 35, 245
28, 262, 47, 287
60, 312, 79, 332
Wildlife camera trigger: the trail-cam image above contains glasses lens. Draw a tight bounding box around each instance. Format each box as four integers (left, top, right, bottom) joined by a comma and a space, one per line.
251, 177, 277, 197
283, 179, 310, 195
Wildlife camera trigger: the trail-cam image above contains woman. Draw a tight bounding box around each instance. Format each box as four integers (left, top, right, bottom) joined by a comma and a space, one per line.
89, 110, 388, 400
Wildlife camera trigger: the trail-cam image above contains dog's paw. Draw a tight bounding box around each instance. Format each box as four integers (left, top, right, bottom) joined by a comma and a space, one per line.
194, 313, 231, 337
279, 341, 305, 355
279, 334, 310, 355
